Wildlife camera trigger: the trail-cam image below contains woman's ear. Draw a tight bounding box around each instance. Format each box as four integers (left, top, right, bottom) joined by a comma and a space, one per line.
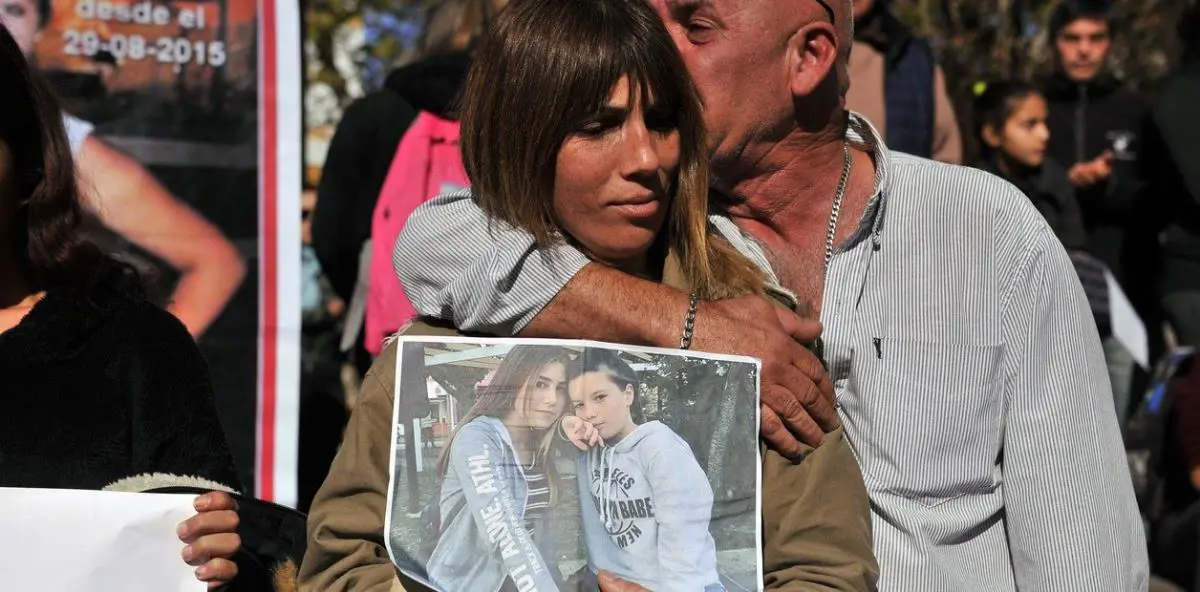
981, 124, 1003, 149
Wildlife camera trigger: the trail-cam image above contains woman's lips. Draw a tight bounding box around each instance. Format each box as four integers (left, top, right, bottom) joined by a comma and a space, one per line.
610, 198, 661, 219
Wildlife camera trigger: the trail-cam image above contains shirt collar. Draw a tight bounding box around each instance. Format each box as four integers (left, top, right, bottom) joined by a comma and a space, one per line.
845, 111, 890, 251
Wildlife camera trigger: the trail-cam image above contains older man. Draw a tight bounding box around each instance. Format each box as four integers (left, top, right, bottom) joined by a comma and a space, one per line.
395, 0, 1147, 589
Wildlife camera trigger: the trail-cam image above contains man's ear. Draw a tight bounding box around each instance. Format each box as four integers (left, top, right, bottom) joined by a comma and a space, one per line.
786, 22, 840, 99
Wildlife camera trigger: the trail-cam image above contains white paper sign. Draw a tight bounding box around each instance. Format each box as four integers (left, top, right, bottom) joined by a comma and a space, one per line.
1105, 270, 1149, 369
0, 488, 203, 592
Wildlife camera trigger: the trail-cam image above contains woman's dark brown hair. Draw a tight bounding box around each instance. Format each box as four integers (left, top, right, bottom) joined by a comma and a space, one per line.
458, 0, 765, 300
0, 24, 130, 293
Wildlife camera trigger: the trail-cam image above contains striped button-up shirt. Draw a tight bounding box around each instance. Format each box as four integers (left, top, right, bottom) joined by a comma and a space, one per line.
394, 114, 1148, 590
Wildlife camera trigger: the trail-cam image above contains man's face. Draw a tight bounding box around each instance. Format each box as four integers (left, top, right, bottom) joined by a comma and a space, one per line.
1055, 18, 1111, 83
652, 0, 797, 175
0, 0, 40, 57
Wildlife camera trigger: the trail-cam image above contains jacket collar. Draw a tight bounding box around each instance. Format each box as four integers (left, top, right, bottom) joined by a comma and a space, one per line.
1042, 71, 1122, 101
0, 269, 135, 363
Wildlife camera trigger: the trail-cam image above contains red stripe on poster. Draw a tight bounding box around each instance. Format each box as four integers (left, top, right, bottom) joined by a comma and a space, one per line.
257, 0, 278, 501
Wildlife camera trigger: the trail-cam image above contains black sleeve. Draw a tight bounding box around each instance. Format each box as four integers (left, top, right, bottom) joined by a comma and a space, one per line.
1057, 190, 1089, 252
1139, 115, 1172, 233
129, 302, 242, 491
312, 92, 418, 301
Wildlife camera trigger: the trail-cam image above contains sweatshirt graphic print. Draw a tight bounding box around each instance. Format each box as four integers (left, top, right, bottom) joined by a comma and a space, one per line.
574, 421, 724, 592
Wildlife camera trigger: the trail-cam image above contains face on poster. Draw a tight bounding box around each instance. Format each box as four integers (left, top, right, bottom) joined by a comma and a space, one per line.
3, 0, 302, 503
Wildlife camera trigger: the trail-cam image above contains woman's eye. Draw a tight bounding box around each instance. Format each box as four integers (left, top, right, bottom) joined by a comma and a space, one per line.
577, 120, 615, 137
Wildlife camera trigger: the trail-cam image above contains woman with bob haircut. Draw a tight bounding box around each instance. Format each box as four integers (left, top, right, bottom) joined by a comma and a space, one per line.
298, 0, 877, 590
0, 22, 243, 590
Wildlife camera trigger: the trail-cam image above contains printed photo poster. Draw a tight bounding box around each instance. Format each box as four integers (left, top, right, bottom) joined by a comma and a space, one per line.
384, 336, 764, 592
19, 0, 302, 504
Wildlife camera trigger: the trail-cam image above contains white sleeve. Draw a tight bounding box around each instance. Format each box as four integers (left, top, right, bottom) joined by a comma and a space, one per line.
61, 113, 95, 158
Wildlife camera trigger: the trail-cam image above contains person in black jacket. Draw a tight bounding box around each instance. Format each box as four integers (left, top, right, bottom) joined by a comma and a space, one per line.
310, 0, 498, 304
974, 80, 1087, 251
1043, 0, 1155, 420
0, 24, 246, 590
301, 0, 492, 515
1149, 5, 1200, 349
310, 0, 495, 382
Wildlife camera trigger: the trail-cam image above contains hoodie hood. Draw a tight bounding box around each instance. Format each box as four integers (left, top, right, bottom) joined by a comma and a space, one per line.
575, 421, 722, 592
384, 51, 472, 120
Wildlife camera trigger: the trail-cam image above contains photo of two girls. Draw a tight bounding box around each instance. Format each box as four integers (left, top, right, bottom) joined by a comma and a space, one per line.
384, 337, 762, 592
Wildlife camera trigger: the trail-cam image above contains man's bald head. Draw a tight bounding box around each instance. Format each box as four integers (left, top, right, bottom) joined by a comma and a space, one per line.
801, 0, 854, 96
649, 0, 854, 179
816, 0, 854, 65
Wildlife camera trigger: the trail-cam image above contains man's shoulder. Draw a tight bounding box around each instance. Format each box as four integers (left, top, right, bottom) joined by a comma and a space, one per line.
888, 156, 1039, 217
884, 156, 1051, 254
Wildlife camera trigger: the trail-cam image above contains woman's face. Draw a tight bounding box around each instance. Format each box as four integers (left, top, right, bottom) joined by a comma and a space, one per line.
568, 370, 635, 442
511, 361, 567, 429
553, 75, 680, 274
988, 94, 1050, 169
0, 0, 41, 57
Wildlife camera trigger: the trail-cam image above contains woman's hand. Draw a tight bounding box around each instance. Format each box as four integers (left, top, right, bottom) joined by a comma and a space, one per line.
561, 415, 603, 451
177, 492, 241, 589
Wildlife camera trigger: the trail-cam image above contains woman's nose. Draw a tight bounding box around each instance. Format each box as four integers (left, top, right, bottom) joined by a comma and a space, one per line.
622, 121, 661, 178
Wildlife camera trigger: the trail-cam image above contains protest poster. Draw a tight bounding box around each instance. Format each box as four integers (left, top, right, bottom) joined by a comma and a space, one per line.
385, 336, 763, 592
15, 0, 302, 504
0, 488, 201, 591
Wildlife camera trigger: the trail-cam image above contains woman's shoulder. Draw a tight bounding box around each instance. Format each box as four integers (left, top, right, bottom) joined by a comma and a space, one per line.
18, 265, 188, 364
447, 417, 509, 462
1036, 159, 1075, 201
456, 416, 505, 439
85, 276, 198, 360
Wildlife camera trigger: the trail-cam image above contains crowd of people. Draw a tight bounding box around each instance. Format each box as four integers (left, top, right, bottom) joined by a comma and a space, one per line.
4, 0, 1200, 590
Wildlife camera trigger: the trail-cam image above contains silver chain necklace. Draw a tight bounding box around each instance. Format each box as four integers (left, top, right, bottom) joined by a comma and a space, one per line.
823, 141, 852, 273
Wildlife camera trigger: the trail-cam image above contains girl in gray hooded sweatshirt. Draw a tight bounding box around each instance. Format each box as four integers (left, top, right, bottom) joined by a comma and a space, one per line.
561, 349, 724, 592
424, 345, 572, 592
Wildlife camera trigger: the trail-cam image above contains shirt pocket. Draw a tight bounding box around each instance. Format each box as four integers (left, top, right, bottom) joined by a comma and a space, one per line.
845, 338, 1005, 508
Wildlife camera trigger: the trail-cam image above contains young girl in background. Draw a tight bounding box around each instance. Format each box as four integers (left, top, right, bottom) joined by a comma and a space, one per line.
975, 81, 1087, 251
